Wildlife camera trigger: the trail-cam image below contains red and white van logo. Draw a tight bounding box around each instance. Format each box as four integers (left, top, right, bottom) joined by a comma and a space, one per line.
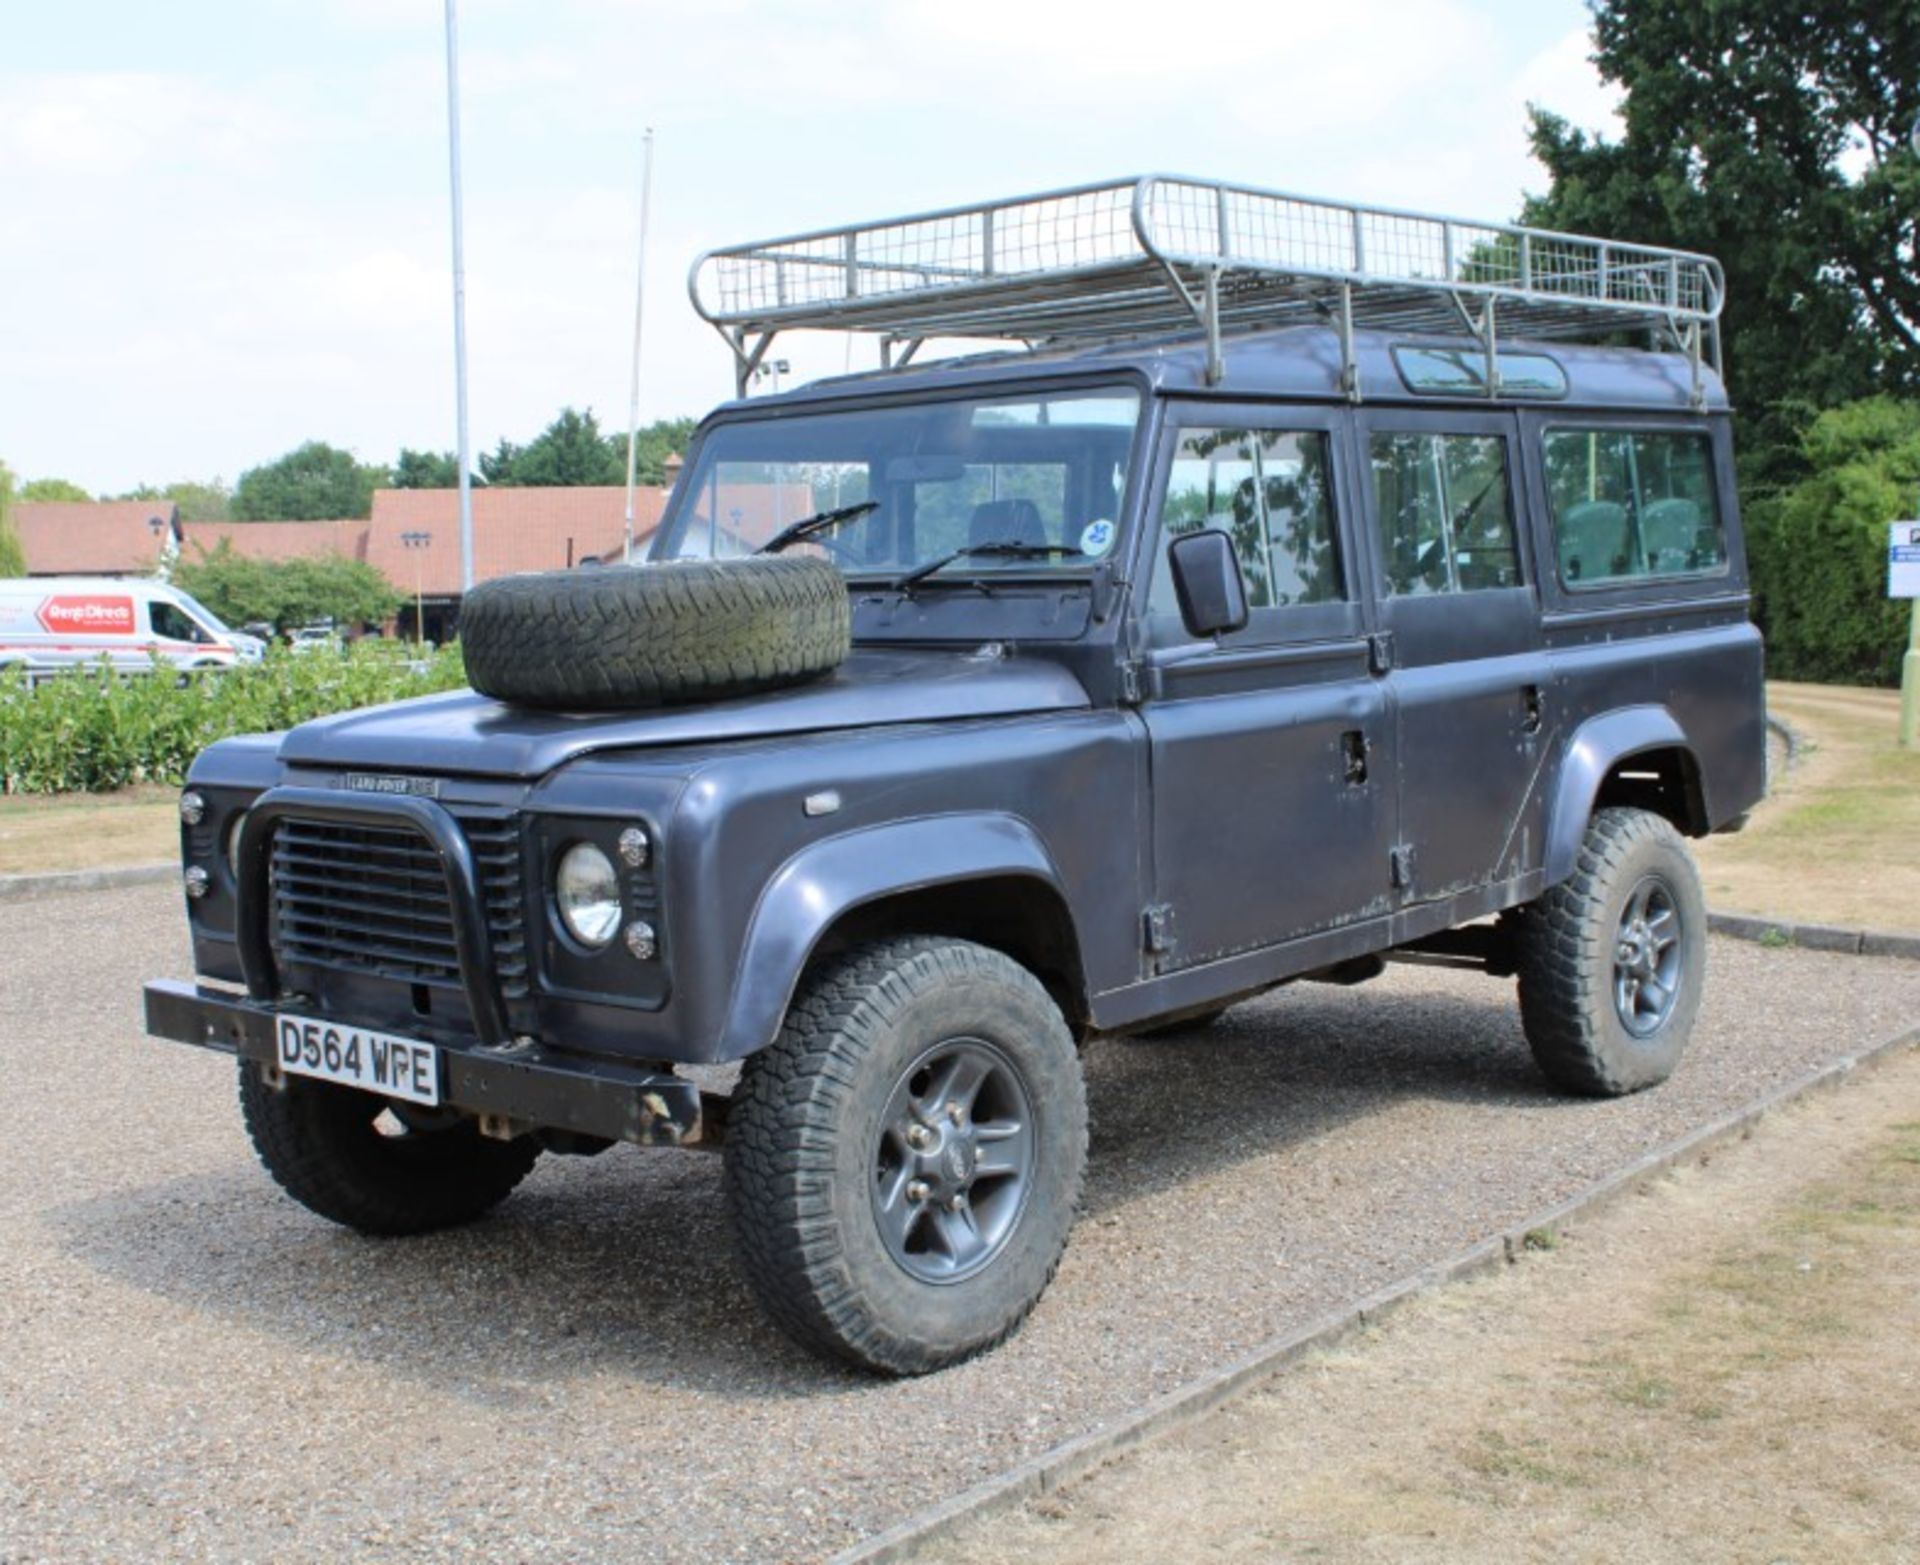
36, 595, 137, 635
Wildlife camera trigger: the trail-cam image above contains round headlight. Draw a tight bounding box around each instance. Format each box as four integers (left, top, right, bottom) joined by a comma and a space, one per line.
555, 843, 621, 948
179, 790, 207, 826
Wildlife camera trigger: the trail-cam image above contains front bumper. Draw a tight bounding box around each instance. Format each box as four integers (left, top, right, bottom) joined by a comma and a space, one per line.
143, 979, 708, 1147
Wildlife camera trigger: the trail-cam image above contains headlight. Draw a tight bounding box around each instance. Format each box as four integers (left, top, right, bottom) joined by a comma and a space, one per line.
555, 843, 621, 948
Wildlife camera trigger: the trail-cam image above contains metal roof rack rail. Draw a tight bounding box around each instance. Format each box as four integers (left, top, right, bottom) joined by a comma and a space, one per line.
690, 174, 1726, 406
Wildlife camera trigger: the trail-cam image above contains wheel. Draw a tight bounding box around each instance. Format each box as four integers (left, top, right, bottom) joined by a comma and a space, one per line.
724, 937, 1088, 1375
1133, 1005, 1230, 1039
459, 555, 850, 710
237, 1063, 540, 1235
1513, 807, 1707, 1096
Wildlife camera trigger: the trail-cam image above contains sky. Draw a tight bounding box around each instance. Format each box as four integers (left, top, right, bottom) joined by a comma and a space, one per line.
0, 0, 1622, 497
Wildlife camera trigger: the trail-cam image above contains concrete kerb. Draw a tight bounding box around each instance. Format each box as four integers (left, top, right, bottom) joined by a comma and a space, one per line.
1708, 910, 1920, 961
835, 1024, 1920, 1565
0, 862, 176, 902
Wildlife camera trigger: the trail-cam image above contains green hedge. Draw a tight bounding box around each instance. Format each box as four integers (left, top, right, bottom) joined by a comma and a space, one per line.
1748, 398, 1920, 687
0, 642, 467, 795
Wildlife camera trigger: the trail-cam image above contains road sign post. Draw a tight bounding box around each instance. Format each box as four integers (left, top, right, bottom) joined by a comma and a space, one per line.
1892, 521, 1920, 748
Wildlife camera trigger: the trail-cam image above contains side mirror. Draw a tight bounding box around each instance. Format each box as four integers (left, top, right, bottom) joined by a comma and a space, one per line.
1167, 529, 1250, 638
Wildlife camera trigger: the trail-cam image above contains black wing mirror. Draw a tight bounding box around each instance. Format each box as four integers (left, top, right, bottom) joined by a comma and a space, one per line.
1167, 529, 1250, 638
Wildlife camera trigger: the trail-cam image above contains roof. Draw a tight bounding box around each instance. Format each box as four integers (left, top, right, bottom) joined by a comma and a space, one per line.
186, 518, 368, 564
366, 486, 669, 596
13, 500, 179, 576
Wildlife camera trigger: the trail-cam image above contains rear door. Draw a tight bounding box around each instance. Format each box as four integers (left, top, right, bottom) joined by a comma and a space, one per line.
1139, 403, 1396, 969
1357, 410, 1552, 903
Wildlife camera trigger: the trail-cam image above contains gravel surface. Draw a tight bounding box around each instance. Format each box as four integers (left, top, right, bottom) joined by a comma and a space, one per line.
3, 884, 1916, 1564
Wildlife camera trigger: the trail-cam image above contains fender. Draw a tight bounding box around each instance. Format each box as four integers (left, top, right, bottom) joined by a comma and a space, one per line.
1543, 705, 1691, 885
717, 813, 1071, 1060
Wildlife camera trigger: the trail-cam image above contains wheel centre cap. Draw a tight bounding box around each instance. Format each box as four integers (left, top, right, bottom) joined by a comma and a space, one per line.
943, 1138, 976, 1186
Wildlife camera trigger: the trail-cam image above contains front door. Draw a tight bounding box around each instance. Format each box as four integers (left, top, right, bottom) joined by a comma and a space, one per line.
1357, 410, 1552, 903
1139, 405, 1396, 971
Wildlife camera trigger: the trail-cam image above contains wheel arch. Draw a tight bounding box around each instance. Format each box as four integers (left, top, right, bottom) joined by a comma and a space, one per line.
1545, 707, 1710, 886
717, 814, 1088, 1060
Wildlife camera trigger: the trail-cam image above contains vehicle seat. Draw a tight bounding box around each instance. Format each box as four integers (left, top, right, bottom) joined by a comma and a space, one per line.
969, 498, 1048, 549
1640, 497, 1702, 572
1559, 499, 1629, 582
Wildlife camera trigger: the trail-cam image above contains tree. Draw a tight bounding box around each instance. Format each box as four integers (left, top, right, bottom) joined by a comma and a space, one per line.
231, 442, 386, 520
1523, 2, 1920, 488
21, 477, 91, 502
608, 417, 698, 485
1747, 398, 1920, 686
174, 539, 402, 633
0, 462, 25, 577
114, 479, 233, 522
391, 448, 480, 489
482, 408, 624, 486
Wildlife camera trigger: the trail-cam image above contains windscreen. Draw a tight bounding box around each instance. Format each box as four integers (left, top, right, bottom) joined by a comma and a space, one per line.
654, 386, 1141, 580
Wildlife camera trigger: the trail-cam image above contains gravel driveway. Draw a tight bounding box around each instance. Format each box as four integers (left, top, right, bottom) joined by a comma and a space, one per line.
3, 884, 1915, 1563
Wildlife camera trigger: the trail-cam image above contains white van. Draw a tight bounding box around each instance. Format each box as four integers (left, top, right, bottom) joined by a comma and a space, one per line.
0, 578, 265, 676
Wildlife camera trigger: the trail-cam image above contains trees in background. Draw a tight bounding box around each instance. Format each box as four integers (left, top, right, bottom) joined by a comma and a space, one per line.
20, 478, 92, 502
231, 442, 385, 521
0, 462, 25, 577
173, 539, 401, 634
391, 448, 476, 489
115, 479, 232, 522
1526, 0, 1920, 681
479, 410, 696, 487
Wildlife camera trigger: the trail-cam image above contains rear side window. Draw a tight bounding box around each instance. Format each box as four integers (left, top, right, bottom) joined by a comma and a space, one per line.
1369, 432, 1520, 595
1543, 429, 1726, 588
1150, 426, 1343, 615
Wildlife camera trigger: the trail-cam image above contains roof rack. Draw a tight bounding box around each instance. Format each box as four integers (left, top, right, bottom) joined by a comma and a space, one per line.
690, 174, 1725, 406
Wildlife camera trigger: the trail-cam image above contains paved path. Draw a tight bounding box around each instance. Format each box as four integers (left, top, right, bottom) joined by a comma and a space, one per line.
3, 885, 1915, 1563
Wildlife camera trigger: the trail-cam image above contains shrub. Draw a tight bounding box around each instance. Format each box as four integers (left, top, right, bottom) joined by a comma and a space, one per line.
0, 642, 467, 795
1748, 399, 1920, 686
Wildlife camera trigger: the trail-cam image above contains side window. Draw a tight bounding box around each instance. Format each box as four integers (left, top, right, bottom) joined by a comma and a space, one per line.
1148, 426, 1342, 621
1369, 432, 1521, 596
150, 602, 209, 643
1542, 429, 1726, 587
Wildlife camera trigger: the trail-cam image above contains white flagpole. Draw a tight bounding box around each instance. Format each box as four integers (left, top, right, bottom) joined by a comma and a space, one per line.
444, 0, 474, 597
623, 127, 657, 565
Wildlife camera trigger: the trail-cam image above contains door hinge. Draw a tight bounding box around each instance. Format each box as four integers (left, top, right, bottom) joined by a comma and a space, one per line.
1143, 904, 1175, 954
1118, 660, 1145, 705
1367, 631, 1395, 676
1390, 844, 1416, 890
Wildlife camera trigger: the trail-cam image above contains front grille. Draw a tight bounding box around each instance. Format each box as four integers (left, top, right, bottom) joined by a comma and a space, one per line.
270, 811, 528, 999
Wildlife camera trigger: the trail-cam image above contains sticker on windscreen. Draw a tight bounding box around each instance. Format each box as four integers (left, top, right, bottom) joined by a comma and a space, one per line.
1079, 518, 1115, 557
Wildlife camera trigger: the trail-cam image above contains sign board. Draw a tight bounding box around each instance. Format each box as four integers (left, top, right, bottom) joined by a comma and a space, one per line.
35, 595, 137, 635
1892, 524, 1920, 600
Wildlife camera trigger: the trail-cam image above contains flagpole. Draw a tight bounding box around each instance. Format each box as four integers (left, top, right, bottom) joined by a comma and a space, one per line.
444, 0, 474, 598
624, 127, 657, 566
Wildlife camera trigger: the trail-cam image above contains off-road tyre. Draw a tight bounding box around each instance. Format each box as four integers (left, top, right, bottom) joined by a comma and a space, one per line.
1513, 807, 1707, 1097
724, 937, 1088, 1375
238, 1064, 540, 1235
460, 556, 851, 710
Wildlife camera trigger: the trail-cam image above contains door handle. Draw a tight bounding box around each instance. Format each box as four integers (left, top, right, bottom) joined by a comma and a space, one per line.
1521, 684, 1544, 735
1341, 730, 1369, 785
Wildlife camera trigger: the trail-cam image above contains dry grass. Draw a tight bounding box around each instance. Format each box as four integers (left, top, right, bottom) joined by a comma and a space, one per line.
0, 785, 177, 875
928, 1055, 1920, 1564
1696, 681, 1920, 933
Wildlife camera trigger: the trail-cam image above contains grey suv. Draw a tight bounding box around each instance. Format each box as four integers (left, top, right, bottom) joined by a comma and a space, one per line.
146, 177, 1765, 1373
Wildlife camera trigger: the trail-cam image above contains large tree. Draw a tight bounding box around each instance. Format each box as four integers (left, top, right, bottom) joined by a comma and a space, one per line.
21, 477, 91, 502
231, 442, 385, 520
174, 539, 401, 633
1524, 1, 1920, 485
390, 448, 483, 489
0, 462, 25, 576
611, 416, 699, 486
481, 408, 624, 487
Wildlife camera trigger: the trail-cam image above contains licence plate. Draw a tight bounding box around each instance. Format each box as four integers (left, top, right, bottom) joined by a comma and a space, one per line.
274, 1014, 441, 1106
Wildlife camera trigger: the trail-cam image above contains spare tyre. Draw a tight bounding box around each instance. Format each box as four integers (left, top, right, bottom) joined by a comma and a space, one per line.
460, 556, 851, 710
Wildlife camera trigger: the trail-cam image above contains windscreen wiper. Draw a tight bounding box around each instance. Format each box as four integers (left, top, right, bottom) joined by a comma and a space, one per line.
890, 540, 1085, 594
757, 500, 881, 555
